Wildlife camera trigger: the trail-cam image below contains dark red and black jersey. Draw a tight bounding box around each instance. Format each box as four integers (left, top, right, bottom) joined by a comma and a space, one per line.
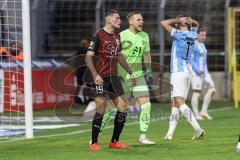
88, 29, 121, 77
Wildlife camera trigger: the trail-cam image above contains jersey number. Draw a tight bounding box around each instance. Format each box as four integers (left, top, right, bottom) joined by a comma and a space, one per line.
132, 46, 142, 56
96, 85, 103, 94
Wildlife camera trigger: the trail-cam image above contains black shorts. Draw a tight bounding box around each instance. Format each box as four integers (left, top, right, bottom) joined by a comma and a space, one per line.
94, 76, 124, 100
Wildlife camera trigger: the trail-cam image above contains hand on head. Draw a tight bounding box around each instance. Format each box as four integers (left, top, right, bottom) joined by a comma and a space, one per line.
186, 17, 193, 26
178, 17, 188, 25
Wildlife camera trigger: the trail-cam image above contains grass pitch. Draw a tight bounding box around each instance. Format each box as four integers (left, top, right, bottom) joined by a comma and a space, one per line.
0, 101, 239, 160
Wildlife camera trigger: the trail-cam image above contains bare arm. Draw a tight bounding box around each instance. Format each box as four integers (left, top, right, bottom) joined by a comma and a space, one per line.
191, 19, 199, 27
118, 53, 132, 74
85, 51, 103, 85
143, 52, 151, 69
187, 17, 199, 27
85, 51, 97, 78
161, 18, 180, 34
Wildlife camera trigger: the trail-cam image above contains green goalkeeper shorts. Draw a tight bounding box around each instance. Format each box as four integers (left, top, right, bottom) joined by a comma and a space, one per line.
122, 76, 149, 98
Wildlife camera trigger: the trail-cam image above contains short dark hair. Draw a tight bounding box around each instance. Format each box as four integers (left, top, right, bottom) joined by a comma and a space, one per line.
127, 11, 141, 21
198, 28, 206, 34
105, 9, 119, 18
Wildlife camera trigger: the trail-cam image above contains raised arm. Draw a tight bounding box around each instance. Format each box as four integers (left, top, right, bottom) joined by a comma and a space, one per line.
187, 17, 199, 28
161, 19, 179, 34
161, 17, 189, 34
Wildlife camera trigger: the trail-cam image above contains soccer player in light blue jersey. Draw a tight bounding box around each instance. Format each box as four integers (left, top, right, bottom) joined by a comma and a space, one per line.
161, 16, 205, 140
191, 28, 216, 120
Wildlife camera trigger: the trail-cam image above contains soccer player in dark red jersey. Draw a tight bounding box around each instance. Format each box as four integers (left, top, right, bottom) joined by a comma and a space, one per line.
86, 9, 136, 151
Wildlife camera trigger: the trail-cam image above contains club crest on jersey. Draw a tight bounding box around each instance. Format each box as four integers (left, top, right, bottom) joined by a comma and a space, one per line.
121, 40, 132, 50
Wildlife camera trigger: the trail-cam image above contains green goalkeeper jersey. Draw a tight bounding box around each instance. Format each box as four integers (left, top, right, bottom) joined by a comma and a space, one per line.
118, 29, 150, 80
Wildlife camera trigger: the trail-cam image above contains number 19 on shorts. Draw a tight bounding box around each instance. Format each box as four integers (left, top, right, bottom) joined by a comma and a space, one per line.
96, 85, 104, 94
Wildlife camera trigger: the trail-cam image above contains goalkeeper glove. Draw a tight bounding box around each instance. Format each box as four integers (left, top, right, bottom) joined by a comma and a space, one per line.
144, 68, 153, 86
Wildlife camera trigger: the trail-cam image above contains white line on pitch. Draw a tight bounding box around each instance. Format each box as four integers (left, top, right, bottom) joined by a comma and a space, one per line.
0, 106, 234, 143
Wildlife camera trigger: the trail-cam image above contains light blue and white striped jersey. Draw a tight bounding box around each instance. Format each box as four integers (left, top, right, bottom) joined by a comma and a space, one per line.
191, 41, 209, 76
170, 28, 198, 73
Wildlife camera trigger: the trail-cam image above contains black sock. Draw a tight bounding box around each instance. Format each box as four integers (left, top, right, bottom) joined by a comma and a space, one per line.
111, 111, 127, 143
239, 135, 240, 142
91, 112, 103, 144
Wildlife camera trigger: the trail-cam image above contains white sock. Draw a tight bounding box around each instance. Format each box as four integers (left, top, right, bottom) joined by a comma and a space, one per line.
201, 88, 215, 113
166, 107, 180, 136
139, 134, 146, 139
191, 92, 201, 116
179, 104, 201, 131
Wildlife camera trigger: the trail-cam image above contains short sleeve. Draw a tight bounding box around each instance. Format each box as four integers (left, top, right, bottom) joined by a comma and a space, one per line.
190, 26, 198, 32
143, 34, 150, 54
190, 27, 198, 39
88, 33, 100, 53
171, 28, 182, 40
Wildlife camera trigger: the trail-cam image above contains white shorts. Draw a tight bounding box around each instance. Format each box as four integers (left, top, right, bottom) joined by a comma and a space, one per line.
204, 73, 215, 88
191, 75, 203, 90
170, 72, 191, 99
191, 73, 215, 90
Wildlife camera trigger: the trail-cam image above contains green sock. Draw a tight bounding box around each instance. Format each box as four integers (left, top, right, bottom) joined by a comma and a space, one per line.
100, 108, 117, 132
139, 102, 151, 133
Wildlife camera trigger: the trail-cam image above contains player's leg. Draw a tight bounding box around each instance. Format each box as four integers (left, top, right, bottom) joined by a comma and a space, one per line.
172, 72, 205, 139
175, 97, 205, 139
191, 76, 203, 120
89, 96, 106, 150
137, 96, 155, 144
100, 76, 130, 132
164, 99, 180, 140
109, 95, 128, 148
133, 76, 154, 144
100, 100, 117, 132
89, 80, 109, 150
200, 74, 215, 120
108, 76, 128, 149
164, 73, 181, 140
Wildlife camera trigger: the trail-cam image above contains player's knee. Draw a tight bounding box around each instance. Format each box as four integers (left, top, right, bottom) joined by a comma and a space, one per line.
208, 87, 216, 96
93, 112, 103, 123
137, 96, 150, 105
95, 98, 106, 114
174, 98, 185, 107
117, 101, 128, 113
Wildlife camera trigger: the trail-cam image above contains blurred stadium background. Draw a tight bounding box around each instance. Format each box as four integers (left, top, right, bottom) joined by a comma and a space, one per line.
25, 0, 240, 99
22, 0, 240, 102
0, 0, 240, 159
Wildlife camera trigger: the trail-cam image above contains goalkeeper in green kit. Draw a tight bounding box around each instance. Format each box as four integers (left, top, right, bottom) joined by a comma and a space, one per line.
100, 11, 155, 144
